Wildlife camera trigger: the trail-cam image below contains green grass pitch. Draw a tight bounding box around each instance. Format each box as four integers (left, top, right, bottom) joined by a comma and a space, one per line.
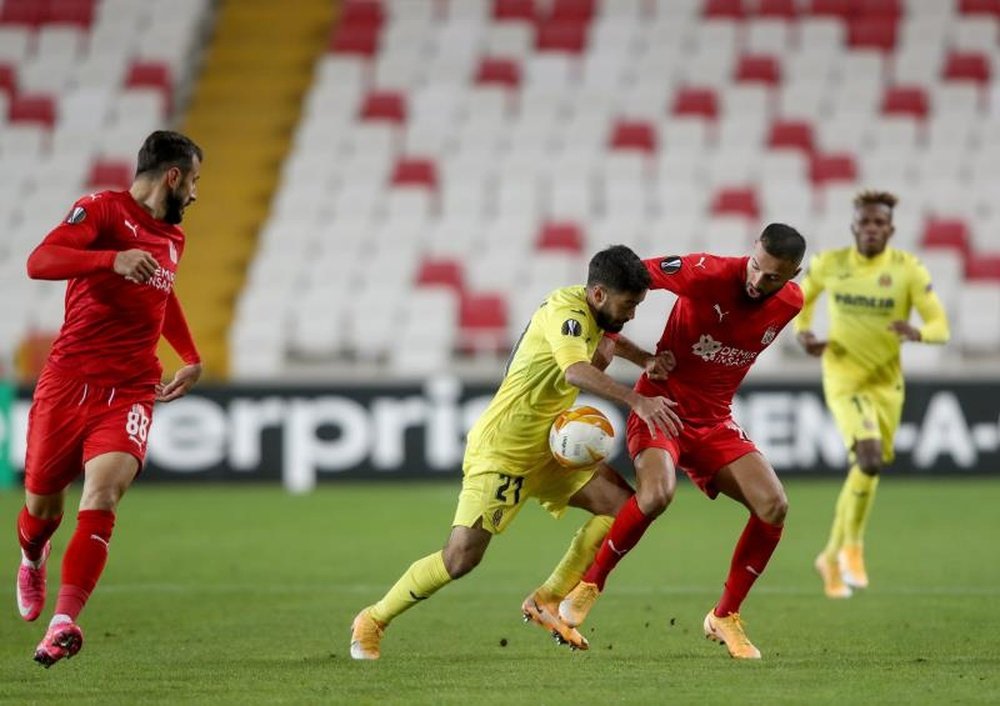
1, 478, 998, 705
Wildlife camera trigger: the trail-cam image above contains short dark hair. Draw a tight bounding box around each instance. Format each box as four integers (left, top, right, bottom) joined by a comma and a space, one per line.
587, 244, 651, 293
760, 223, 806, 264
135, 130, 203, 177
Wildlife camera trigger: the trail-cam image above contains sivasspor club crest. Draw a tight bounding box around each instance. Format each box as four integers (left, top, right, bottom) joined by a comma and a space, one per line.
761, 326, 777, 345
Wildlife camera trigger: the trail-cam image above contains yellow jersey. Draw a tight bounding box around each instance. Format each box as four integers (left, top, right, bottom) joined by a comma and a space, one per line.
464, 285, 604, 473
794, 245, 950, 395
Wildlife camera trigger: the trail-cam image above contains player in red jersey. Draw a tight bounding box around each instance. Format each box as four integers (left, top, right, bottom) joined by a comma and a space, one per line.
558, 223, 806, 659
15, 131, 204, 667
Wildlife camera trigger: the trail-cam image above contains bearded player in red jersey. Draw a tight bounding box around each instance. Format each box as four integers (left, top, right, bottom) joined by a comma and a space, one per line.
557, 223, 806, 659
15, 131, 204, 667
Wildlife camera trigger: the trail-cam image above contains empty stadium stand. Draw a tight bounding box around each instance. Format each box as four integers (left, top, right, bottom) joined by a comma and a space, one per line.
236, 0, 1000, 379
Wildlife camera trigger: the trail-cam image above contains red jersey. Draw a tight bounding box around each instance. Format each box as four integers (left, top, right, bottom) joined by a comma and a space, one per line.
27, 190, 197, 387
637, 253, 803, 425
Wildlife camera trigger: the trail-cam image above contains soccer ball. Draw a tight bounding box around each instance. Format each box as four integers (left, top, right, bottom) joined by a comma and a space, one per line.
549, 405, 615, 469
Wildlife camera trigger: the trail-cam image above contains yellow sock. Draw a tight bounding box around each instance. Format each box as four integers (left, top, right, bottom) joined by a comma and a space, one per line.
370, 550, 452, 625
844, 465, 879, 546
823, 479, 851, 559
538, 515, 613, 600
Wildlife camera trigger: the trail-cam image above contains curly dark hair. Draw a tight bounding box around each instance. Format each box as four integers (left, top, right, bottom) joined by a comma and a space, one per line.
853, 190, 898, 210
587, 244, 651, 293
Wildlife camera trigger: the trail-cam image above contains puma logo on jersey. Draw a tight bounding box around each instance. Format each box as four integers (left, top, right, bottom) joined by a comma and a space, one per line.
168, 241, 178, 264
713, 304, 728, 322
124, 219, 139, 238
695, 256, 707, 268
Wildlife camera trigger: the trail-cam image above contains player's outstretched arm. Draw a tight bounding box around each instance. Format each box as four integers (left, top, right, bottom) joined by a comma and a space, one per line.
564, 361, 681, 438
611, 335, 675, 380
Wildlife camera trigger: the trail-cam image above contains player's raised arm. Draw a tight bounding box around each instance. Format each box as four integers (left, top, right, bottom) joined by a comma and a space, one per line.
27, 197, 159, 283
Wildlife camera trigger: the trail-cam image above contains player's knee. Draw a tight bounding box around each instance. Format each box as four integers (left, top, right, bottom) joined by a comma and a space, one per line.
858, 461, 881, 477
636, 483, 674, 517
442, 543, 486, 579
758, 490, 788, 525
79, 485, 125, 512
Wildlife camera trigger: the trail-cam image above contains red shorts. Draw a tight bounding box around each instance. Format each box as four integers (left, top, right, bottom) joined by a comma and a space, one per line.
24, 366, 155, 495
626, 412, 758, 499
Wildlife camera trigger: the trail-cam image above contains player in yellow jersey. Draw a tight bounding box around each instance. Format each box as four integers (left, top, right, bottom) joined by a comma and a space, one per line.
794, 191, 950, 598
349, 245, 683, 659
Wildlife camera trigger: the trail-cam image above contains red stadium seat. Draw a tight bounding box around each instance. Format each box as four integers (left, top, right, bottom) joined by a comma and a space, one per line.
958, 0, 1000, 18
536, 21, 588, 53
0, 64, 17, 99
0, 0, 46, 26
922, 218, 972, 258
966, 255, 1000, 281
475, 58, 521, 88
809, 153, 857, 184
360, 90, 407, 123
768, 119, 815, 153
46, 0, 96, 27
416, 257, 464, 292
126, 61, 172, 115
756, 0, 798, 18
548, 0, 595, 23
881, 86, 928, 119
943, 52, 991, 85
672, 87, 719, 120
329, 26, 379, 56
538, 221, 585, 253
494, 0, 536, 21
9, 95, 56, 128
858, 0, 902, 19
704, 0, 745, 19
735, 55, 782, 85
848, 17, 898, 51
459, 293, 509, 353
86, 159, 133, 190
609, 119, 657, 154
340, 0, 384, 30
808, 0, 861, 20
711, 187, 760, 219
390, 157, 438, 190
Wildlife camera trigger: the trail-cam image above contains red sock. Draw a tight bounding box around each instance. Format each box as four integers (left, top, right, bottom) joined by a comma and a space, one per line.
55, 510, 115, 621
582, 495, 656, 590
715, 515, 783, 617
17, 506, 62, 562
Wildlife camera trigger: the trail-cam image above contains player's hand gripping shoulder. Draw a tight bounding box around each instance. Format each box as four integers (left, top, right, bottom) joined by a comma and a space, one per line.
155, 363, 202, 402
114, 249, 160, 284
887, 320, 921, 341
796, 330, 827, 357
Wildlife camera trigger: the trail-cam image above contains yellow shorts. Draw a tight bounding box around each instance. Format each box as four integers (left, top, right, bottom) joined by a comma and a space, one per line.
825, 381, 904, 464
453, 456, 597, 535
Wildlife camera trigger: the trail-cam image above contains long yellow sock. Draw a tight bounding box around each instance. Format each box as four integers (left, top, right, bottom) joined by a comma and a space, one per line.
843, 466, 879, 546
538, 515, 613, 601
370, 550, 452, 625
823, 479, 851, 559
